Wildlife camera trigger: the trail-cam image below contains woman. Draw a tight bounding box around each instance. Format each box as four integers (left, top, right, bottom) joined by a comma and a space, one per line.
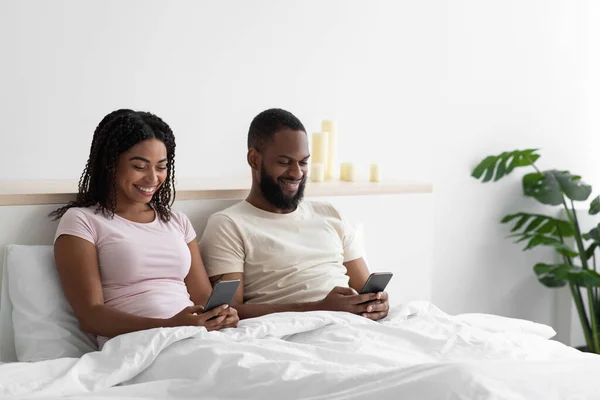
51, 109, 238, 348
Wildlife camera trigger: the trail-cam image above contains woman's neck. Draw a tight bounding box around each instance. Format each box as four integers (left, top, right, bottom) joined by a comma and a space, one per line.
113, 193, 152, 216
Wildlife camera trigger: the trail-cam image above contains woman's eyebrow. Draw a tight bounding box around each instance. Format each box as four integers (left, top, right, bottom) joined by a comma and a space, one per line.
128, 156, 168, 163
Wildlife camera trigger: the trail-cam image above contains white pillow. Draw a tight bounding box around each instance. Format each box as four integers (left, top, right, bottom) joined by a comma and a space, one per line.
456, 313, 557, 340
1, 244, 97, 362
0, 249, 17, 362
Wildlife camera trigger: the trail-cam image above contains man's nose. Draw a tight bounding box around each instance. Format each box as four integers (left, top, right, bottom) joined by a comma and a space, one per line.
287, 163, 303, 179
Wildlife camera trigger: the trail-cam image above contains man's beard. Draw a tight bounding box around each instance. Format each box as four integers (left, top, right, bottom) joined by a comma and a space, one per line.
259, 166, 306, 211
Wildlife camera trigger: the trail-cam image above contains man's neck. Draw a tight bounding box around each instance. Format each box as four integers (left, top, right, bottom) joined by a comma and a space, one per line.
246, 186, 295, 214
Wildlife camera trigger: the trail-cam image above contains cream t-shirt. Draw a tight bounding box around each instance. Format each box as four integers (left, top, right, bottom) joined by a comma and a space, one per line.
199, 200, 363, 304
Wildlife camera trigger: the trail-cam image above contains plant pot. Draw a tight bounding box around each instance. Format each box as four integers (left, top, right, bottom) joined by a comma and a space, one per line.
575, 345, 591, 353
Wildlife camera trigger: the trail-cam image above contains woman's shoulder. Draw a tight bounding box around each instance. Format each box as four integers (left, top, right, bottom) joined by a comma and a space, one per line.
55, 206, 104, 244
62, 205, 112, 223
60, 205, 96, 221
166, 210, 196, 239
168, 210, 191, 225
58, 205, 120, 233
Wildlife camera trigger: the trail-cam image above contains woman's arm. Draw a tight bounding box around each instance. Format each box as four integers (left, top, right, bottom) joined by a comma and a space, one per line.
185, 239, 239, 328
184, 238, 213, 307
54, 235, 224, 338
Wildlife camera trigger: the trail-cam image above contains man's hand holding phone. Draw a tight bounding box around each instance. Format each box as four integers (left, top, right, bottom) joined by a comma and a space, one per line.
358, 272, 392, 321
319, 272, 392, 321
360, 291, 389, 321
319, 286, 379, 315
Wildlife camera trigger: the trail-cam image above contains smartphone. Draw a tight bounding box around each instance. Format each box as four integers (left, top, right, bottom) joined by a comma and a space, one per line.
360, 272, 393, 294
204, 279, 240, 313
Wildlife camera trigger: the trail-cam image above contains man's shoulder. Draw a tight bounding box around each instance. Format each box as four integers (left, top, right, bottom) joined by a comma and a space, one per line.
208, 201, 250, 224
208, 200, 344, 223
300, 200, 343, 220
200, 201, 260, 248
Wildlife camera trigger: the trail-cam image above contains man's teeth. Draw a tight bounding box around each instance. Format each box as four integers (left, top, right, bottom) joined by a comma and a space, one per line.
281, 180, 299, 187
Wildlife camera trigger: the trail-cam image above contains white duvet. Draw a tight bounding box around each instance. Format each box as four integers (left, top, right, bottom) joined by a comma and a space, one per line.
2, 301, 600, 400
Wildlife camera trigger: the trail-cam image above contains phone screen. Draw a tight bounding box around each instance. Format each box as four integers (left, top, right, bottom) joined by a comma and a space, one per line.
204, 279, 240, 312
360, 272, 393, 294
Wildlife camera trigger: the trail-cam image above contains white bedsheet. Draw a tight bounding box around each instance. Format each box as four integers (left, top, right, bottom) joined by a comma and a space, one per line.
1, 301, 599, 399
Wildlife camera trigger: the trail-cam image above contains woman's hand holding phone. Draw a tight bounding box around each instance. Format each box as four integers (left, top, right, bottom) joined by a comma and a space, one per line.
214, 306, 239, 329
167, 304, 239, 330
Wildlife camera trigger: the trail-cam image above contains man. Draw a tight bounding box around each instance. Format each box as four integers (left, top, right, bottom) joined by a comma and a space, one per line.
199, 108, 389, 320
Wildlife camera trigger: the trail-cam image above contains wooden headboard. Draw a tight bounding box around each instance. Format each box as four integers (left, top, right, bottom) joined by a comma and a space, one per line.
0, 180, 434, 304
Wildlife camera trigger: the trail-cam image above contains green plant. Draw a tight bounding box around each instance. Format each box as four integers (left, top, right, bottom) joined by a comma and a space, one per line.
472, 149, 600, 353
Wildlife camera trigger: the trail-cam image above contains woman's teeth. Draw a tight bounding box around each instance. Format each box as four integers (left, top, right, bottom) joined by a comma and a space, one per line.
135, 185, 156, 193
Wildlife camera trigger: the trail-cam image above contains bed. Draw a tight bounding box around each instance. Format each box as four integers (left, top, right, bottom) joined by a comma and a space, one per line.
1, 195, 599, 399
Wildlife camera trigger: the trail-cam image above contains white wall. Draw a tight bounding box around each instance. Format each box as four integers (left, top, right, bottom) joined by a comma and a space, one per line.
434, 1, 600, 338
1, 1, 600, 337
0, 0, 440, 183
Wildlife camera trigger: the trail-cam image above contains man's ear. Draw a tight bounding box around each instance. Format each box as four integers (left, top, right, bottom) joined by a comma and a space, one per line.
247, 147, 260, 170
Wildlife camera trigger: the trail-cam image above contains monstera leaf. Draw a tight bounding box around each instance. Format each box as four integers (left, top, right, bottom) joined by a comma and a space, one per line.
473, 148, 600, 353
471, 149, 540, 182
583, 224, 600, 243
583, 224, 600, 261
590, 196, 600, 215
534, 263, 600, 288
522, 170, 592, 205
501, 212, 574, 238
509, 233, 578, 257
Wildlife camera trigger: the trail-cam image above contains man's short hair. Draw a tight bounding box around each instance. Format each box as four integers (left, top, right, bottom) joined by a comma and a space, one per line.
247, 108, 306, 150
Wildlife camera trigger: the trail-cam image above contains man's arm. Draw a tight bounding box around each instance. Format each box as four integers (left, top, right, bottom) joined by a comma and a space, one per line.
344, 257, 371, 292
209, 272, 377, 320
344, 257, 389, 320
334, 205, 388, 320
209, 273, 318, 319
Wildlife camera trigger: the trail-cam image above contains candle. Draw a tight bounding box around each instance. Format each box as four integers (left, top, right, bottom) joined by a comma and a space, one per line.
311, 132, 329, 171
321, 120, 337, 180
369, 163, 382, 182
340, 162, 357, 182
310, 162, 325, 182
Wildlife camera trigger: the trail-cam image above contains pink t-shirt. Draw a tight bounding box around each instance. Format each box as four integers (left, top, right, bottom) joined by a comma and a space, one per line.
54, 206, 196, 342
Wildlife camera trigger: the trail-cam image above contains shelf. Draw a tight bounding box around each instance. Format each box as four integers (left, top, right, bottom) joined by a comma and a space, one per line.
0, 179, 433, 206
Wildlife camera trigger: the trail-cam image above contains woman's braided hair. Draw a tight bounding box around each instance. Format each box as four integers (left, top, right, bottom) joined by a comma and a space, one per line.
49, 109, 176, 222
